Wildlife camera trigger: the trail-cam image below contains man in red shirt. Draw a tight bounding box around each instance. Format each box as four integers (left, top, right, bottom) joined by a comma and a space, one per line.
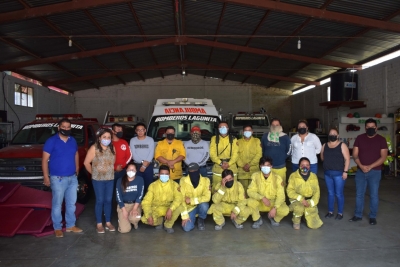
112, 123, 132, 186
349, 118, 388, 225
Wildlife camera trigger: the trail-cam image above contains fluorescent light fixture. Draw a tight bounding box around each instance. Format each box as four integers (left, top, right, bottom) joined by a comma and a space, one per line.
292, 85, 315, 95
297, 39, 301, 49
320, 78, 331, 85
362, 50, 400, 69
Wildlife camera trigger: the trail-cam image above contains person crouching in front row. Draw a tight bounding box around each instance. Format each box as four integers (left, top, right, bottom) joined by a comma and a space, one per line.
116, 163, 144, 233
141, 165, 184, 234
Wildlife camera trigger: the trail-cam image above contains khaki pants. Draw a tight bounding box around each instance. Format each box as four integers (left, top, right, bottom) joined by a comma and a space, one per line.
247, 198, 289, 222
117, 204, 142, 233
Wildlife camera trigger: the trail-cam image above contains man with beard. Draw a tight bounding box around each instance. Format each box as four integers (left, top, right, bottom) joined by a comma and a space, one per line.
179, 163, 211, 232
261, 118, 291, 185
184, 126, 210, 178
155, 126, 186, 182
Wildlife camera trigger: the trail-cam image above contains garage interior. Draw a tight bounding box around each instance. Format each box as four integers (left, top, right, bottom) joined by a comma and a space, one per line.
0, 0, 400, 266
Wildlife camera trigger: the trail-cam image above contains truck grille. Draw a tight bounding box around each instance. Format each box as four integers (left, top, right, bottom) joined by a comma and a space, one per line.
0, 158, 43, 178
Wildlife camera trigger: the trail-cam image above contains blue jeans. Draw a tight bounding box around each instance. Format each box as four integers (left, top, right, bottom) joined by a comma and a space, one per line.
50, 174, 78, 230
354, 169, 381, 218
135, 163, 154, 196
92, 180, 114, 224
182, 202, 209, 232
292, 163, 318, 174
324, 170, 346, 214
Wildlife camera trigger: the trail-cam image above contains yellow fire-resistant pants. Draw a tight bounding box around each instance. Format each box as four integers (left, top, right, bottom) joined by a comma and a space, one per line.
272, 167, 287, 187
117, 204, 142, 233
290, 201, 323, 229
141, 204, 185, 228
238, 179, 251, 197
207, 202, 258, 226
247, 198, 289, 223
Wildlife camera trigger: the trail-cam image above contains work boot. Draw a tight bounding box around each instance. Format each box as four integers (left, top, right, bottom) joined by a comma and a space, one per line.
54, 230, 63, 238
198, 218, 205, 231
164, 227, 174, 234
269, 217, 280, 226
214, 222, 225, 231
231, 219, 244, 229
251, 218, 263, 229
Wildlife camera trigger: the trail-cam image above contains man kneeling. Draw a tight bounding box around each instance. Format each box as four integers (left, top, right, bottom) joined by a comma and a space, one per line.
180, 163, 211, 232
141, 165, 184, 233
208, 169, 258, 230
247, 157, 289, 228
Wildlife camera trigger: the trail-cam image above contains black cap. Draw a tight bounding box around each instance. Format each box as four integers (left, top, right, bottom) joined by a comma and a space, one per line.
187, 162, 199, 172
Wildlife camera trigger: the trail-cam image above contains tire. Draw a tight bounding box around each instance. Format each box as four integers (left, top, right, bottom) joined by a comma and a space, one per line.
77, 170, 91, 204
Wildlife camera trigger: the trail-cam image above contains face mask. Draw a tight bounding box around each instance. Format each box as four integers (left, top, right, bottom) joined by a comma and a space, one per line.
189, 170, 200, 188
261, 166, 271, 175
127, 171, 136, 178
243, 131, 252, 138
219, 127, 228, 135
300, 167, 309, 174
166, 133, 175, 140
191, 132, 201, 144
59, 129, 71, 137
225, 180, 234, 188
366, 128, 376, 137
298, 128, 307, 135
270, 126, 282, 133
101, 139, 111, 146
160, 174, 169, 183
328, 135, 338, 142
115, 132, 123, 139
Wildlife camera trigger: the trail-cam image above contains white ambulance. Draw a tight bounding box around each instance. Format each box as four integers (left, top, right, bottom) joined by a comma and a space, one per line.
147, 98, 221, 176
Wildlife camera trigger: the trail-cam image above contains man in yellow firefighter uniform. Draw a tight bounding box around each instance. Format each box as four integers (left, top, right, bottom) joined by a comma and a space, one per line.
247, 157, 289, 228
141, 165, 185, 234
210, 121, 239, 191
179, 163, 211, 232
207, 169, 258, 230
237, 125, 262, 194
286, 157, 323, 230
155, 126, 186, 181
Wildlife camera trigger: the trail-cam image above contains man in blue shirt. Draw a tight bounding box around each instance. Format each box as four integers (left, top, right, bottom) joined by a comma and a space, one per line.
42, 118, 83, 237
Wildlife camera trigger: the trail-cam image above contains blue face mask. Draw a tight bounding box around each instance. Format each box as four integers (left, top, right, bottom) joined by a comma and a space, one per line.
160, 174, 169, 183
243, 131, 252, 138
101, 139, 111, 146
261, 166, 271, 175
219, 127, 228, 135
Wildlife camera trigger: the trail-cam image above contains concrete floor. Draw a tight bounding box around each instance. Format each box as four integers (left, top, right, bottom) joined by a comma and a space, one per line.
1, 166, 400, 267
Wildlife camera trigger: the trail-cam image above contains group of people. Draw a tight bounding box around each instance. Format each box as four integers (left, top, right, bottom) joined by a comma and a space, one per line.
42, 117, 387, 237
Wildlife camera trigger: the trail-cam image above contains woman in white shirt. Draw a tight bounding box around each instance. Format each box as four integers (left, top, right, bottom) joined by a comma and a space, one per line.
291, 120, 322, 174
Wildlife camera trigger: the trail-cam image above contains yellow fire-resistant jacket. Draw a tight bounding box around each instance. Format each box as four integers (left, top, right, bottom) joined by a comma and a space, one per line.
237, 137, 262, 179
179, 175, 211, 220
211, 181, 247, 215
141, 179, 183, 218
247, 171, 285, 208
210, 135, 239, 174
155, 138, 186, 180
286, 170, 320, 208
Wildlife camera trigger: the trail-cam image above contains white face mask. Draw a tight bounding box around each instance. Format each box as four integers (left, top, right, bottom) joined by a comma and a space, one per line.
261, 166, 271, 175
160, 174, 170, 183
127, 171, 136, 178
243, 131, 252, 138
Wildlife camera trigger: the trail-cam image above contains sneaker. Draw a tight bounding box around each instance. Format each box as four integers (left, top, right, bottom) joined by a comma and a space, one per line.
293, 223, 300, 230
105, 223, 116, 232
251, 218, 263, 229
96, 225, 105, 234
231, 219, 244, 229
164, 227, 174, 234
155, 218, 164, 230
335, 214, 343, 220
197, 218, 205, 231
54, 229, 63, 238
65, 226, 83, 233
269, 217, 280, 226
214, 222, 225, 231
325, 212, 334, 218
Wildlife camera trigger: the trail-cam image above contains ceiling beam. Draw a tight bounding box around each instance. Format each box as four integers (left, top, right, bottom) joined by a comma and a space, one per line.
0, 37, 176, 71
225, 0, 400, 33
186, 61, 319, 86
0, 0, 132, 25
44, 61, 181, 86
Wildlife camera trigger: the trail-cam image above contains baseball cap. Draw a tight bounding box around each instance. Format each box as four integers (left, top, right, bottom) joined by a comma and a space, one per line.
191, 126, 201, 133
187, 162, 200, 172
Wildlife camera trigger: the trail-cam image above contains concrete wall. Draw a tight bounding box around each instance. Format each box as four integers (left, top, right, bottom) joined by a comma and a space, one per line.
290, 56, 400, 132
0, 73, 75, 136
74, 74, 292, 129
